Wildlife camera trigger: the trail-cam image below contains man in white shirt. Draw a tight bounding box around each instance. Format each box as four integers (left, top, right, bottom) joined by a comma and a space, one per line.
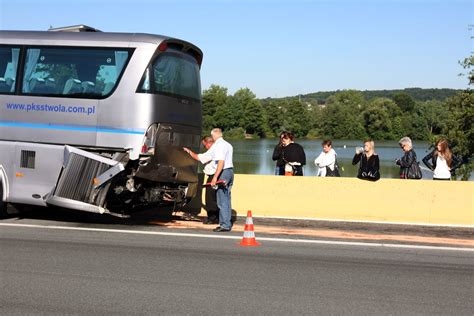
209, 128, 234, 232
184, 128, 233, 232
183, 136, 219, 224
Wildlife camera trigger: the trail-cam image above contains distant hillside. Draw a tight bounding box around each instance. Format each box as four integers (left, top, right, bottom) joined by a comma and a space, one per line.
263, 88, 462, 104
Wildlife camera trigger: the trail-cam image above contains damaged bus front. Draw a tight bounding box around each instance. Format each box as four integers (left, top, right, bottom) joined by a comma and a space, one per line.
0, 26, 203, 217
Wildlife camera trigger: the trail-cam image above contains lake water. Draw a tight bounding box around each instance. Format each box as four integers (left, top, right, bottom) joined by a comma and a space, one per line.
228, 139, 460, 179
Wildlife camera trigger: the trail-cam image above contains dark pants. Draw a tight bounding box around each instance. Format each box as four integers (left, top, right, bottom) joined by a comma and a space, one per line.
277, 165, 303, 176
205, 174, 219, 220
293, 166, 303, 176
276, 165, 285, 175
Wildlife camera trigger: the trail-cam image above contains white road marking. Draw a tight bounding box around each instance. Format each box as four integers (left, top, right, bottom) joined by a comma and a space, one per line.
1, 222, 473, 252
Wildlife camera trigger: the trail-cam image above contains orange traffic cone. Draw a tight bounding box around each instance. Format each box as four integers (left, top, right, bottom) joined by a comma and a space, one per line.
239, 210, 261, 246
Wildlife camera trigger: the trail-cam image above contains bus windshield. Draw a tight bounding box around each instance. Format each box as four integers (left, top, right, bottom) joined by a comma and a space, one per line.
138, 51, 201, 100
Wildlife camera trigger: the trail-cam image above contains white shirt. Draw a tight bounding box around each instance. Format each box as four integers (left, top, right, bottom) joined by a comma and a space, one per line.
314, 148, 337, 177
212, 137, 234, 169
198, 146, 217, 176
202, 160, 217, 176
433, 155, 451, 179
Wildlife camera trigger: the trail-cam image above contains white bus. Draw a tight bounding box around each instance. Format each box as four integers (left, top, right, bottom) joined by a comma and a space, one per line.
0, 25, 203, 217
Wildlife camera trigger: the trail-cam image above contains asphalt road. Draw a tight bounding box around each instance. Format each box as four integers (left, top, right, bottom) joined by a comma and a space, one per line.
1, 222, 473, 315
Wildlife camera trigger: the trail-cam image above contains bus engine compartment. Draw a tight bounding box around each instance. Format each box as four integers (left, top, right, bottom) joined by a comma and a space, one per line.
44, 123, 201, 217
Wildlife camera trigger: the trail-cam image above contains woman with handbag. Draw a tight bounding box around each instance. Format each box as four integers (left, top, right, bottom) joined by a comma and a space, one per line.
314, 139, 339, 177
422, 138, 462, 180
273, 131, 306, 176
352, 139, 380, 181
396, 137, 422, 179
281, 132, 306, 176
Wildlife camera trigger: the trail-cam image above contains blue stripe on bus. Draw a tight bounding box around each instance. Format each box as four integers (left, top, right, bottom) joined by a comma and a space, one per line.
0, 121, 145, 135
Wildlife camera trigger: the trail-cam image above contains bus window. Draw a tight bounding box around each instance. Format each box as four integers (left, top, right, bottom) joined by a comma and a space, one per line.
137, 51, 201, 100
21, 47, 132, 98
0, 47, 20, 94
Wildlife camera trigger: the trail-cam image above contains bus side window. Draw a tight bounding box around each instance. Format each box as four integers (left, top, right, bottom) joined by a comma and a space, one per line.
21, 47, 131, 98
0, 47, 20, 94
101, 82, 115, 96
6, 78, 16, 92
63, 79, 82, 94
81, 81, 96, 93
29, 77, 46, 93
0, 78, 8, 93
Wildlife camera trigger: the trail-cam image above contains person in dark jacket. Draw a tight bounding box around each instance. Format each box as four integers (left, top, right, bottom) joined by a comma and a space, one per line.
272, 131, 306, 176
396, 136, 421, 179
422, 138, 462, 180
272, 131, 289, 175
282, 134, 306, 176
352, 139, 380, 181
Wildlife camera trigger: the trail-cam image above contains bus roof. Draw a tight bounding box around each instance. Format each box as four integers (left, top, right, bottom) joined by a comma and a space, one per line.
0, 30, 202, 57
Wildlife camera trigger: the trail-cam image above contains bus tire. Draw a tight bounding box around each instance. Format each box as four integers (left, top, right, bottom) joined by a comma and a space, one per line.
0, 185, 8, 219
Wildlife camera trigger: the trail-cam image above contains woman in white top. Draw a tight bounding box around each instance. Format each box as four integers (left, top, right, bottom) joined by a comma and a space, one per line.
422, 138, 462, 180
314, 139, 338, 177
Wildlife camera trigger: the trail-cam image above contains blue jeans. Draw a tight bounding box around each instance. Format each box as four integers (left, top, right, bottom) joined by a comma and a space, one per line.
217, 168, 234, 230
275, 166, 284, 175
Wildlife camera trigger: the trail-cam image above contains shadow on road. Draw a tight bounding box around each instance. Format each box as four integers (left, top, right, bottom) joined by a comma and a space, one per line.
4, 203, 189, 226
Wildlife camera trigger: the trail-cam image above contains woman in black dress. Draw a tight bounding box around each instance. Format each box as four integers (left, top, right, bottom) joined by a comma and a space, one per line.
352, 139, 380, 181
272, 131, 306, 176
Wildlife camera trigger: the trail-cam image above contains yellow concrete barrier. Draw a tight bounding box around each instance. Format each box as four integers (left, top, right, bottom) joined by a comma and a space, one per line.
193, 174, 473, 226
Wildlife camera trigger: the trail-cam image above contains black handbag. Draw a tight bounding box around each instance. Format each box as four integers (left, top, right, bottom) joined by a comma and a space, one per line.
326, 163, 340, 177
407, 161, 422, 179
361, 170, 380, 180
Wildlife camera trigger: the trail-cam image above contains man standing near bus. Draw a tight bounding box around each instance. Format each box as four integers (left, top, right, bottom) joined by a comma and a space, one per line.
209, 128, 234, 232
183, 136, 219, 224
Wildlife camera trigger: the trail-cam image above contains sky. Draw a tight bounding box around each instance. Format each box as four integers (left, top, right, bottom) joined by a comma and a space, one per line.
0, 0, 472, 98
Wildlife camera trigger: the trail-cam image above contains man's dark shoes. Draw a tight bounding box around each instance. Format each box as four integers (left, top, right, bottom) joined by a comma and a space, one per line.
203, 217, 219, 225
213, 226, 231, 232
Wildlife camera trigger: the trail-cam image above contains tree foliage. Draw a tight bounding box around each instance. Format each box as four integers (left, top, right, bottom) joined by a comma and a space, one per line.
392, 92, 415, 112
202, 85, 228, 131
235, 88, 265, 135
201, 86, 469, 158
320, 90, 366, 139
459, 54, 474, 86
442, 91, 474, 180
362, 98, 397, 140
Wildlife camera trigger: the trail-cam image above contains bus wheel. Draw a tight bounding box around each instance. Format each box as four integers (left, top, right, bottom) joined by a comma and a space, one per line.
0, 185, 8, 219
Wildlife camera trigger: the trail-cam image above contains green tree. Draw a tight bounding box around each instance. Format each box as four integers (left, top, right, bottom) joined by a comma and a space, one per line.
396, 100, 449, 141
202, 84, 228, 116
362, 98, 395, 140
459, 54, 474, 86
213, 98, 236, 131
329, 90, 366, 109
307, 103, 324, 138
392, 92, 415, 112
243, 101, 265, 135
417, 100, 448, 136
282, 99, 311, 138
233, 88, 265, 135
262, 99, 285, 136
442, 91, 474, 180
321, 90, 366, 139
202, 84, 228, 131
400, 110, 429, 140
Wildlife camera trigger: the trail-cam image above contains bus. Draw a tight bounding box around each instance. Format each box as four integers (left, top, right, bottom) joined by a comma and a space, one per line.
0, 25, 203, 217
